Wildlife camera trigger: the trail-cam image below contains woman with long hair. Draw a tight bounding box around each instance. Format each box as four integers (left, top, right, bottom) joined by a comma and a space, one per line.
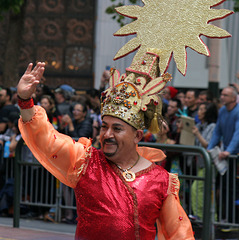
191, 102, 218, 220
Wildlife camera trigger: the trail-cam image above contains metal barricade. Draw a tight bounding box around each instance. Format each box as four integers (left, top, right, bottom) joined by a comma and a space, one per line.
138, 142, 212, 240
213, 155, 239, 228
0, 141, 14, 183
14, 138, 56, 226
13, 138, 77, 227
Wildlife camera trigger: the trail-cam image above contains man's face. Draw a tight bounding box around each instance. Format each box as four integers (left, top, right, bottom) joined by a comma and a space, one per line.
220, 88, 236, 106
163, 87, 171, 101
197, 94, 207, 105
36, 85, 43, 99
167, 100, 178, 116
72, 104, 86, 122
185, 91, 197, 108
100, 116, 141, 161
54, 92, 64, 103
176, 92, 185, 106
0, 89, 7, 107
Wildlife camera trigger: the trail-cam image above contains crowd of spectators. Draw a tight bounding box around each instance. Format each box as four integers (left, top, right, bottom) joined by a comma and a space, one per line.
0, 70, 238, 226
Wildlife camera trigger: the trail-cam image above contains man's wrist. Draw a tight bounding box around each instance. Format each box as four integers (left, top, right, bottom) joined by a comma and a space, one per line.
18, 95, 34, 109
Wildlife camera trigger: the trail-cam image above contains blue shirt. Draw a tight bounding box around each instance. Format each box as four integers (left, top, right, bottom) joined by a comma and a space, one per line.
207, 104, 239, 154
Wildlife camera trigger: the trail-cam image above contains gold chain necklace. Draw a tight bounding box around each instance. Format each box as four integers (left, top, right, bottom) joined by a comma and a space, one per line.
115, 154, 140, 182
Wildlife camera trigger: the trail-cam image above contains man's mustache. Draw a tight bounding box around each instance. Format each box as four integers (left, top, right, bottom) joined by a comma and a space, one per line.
103, 138, 117, 145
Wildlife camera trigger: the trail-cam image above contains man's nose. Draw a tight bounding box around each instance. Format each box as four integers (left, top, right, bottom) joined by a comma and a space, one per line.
104, 128, 113, 138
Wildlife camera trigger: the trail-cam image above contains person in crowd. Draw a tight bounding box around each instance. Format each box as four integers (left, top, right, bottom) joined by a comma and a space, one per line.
40, 95, 61, 130
162, 86, 178, 105
54, 87, 71, 116
35, 83, 54, 105
7, 114, 21, 157
227, 83, 239, 104
156, 121, 176, 145
17, 62, 194, 240
60, 101, 93, 139
196, 90, 213, 106
10, 87, 19, 106
164, 98, 182, 141
176, 90, 186, 109
208, 86, 239, 224
99, 69, 111, 92
0, 111, 20, 217
155, 121, 177, 170
0, 87, 20, 134
59, 99, 93, 224
0, 111, 21, 157
191, 102, 218, 220
86, 88, 102, 141
184, 89, 199, 122
208, 86, 239, 161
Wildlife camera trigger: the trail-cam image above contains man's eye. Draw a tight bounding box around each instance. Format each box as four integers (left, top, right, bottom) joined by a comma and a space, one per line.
101, 125, 107, 129
114, 127, 121, 131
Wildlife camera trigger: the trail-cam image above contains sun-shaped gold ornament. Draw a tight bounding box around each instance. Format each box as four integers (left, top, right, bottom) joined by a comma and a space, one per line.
113, 0, 233, 75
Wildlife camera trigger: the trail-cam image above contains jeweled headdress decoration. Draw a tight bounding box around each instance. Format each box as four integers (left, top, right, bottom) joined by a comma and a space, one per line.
101, 0, 233, 132
101, 52, 172, 130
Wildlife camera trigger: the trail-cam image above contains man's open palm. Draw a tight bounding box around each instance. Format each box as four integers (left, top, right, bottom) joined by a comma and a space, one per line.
17, 62, 45, 99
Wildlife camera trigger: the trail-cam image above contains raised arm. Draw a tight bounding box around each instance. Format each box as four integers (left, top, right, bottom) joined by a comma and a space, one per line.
17, 62, 45, 121
17, 63, 92, 188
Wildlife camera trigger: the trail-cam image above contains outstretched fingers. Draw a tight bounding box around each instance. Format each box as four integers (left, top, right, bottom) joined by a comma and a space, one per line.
24, 63, 33, 74
30, 62, 45, 82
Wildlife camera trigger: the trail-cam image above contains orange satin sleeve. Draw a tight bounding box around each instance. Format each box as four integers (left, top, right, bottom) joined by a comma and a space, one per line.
18, 106, 92, 188
156, 174, 195, 240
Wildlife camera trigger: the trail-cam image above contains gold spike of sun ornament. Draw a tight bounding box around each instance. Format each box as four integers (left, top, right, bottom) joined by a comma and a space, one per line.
101, 0, 233, 136
113, 0, 233, 76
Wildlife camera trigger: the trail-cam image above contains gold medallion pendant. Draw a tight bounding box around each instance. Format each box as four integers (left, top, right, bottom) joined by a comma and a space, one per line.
122, 170, 136, 182
114, 154, 140, 182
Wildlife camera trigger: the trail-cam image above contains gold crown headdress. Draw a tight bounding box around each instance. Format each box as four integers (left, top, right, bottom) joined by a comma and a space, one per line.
101, 0, 233, 132
101, 52, 172, 131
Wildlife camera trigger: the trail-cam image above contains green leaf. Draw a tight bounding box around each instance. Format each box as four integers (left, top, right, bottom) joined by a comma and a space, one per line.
105, 6, 116, 14
234, 0, 239, 12
105, 0, 139, 26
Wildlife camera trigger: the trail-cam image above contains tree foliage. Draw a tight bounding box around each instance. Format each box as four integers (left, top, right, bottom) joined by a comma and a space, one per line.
0, 0, 24, 19
105, 0, 139, 26
234, 0, 239, 12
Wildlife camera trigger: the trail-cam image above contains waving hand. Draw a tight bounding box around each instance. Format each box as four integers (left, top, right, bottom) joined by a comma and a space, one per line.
17, 62, 45, 100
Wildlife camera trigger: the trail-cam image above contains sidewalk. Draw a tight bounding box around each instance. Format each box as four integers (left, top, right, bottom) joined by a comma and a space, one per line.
0, 217, 76, 240
0, 216, 238, 240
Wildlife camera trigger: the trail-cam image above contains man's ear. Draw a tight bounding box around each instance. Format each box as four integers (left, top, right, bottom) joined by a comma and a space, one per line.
134, 129, 143, 144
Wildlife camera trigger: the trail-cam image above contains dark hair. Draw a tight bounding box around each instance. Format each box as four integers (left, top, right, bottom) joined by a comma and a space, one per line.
86, 88, 101, 99
7, 111, 20, 123
41, 94, 55, 105
13, 118, 20, 135
186, 89, 199, 98
37, 84, 54, 98
199, 90, 213, 102
72, 100, 88, 113
2, 87, 12, 100
170, 98, 182, 110
202, 102, 218, 124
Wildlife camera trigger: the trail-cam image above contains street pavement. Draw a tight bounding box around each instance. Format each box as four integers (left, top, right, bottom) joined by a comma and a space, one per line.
0, 216, 238, 240
0, 217, 76, 240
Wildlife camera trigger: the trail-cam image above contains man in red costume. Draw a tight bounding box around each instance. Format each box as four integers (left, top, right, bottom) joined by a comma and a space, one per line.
17, 59, 194, 239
